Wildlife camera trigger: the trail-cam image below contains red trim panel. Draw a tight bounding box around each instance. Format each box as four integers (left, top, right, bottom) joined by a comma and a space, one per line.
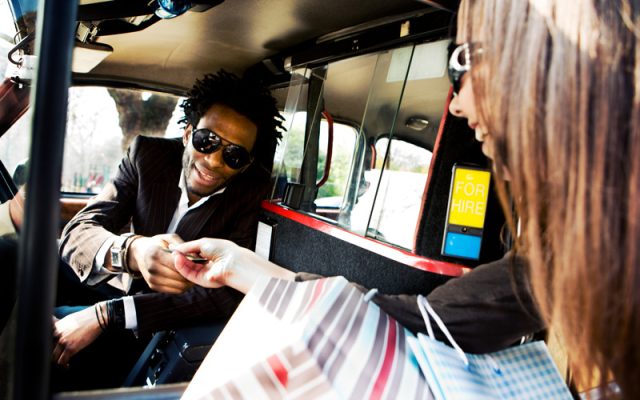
262, 200, 471, 277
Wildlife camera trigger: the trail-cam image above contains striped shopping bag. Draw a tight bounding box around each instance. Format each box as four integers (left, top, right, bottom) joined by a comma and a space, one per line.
182, 276, 432, 400
407, 296, 573, 400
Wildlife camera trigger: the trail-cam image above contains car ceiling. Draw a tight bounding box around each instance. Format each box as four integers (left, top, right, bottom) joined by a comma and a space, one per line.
71, 0, 455, 149
84, 0, 439, 89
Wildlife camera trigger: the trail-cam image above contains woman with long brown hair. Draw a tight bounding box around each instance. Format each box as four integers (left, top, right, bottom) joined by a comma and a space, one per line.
170, 0, 638, 396
448, 0, 639, 396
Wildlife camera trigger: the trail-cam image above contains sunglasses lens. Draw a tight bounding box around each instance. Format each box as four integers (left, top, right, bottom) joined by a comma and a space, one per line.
447, 43, 470, 94
447, 65, 457, 90
192, 129, 221, 153
449, 69, 465, 94
222, 145, 251, 169
192, 128, 251, 169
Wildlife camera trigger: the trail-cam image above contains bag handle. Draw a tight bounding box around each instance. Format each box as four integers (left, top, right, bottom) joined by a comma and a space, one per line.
417, 295, 469, 367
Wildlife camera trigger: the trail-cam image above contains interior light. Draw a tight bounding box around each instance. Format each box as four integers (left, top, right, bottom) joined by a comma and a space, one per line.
405, 116, 429, 131
387, 39, 449, 82
155, 0, 192, 19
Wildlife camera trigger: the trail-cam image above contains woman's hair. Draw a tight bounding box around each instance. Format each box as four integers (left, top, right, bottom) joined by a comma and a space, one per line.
459, 0, 640, 396
180, 70, 285, 171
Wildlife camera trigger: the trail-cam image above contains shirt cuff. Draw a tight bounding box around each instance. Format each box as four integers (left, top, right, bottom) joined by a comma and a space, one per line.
123, 296, 138, 330
93, 237, 138, 292
94, 237, 119, 272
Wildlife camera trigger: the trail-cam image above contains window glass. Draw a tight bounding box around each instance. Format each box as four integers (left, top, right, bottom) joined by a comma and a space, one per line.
0, 0, 15, 77
0, 1, 14, 36
61, 86, 183, 193
279, 110, 307, 185
270, 71, 308, 199
0, 109, 31, 184
338, 47, 412, 236
0, 0, 42, 186
316, 120, 357, 201
0, 87, 184, 194
273, 39, 449, 250
0, 4, 29, 188
365, 137, 432, 249
276, 110, 357, 218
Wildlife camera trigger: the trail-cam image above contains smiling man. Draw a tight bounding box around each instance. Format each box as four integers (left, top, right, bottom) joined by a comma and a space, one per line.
55, 70, 283, 389
182, 103, 257, 203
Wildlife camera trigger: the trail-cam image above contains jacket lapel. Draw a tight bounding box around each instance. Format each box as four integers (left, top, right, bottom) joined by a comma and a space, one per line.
175, 194, 223, 240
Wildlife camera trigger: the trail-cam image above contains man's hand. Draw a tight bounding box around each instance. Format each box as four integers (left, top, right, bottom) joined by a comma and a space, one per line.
127, 233, 193, 293
52, 305, 104, 366
8, 187, 25, 231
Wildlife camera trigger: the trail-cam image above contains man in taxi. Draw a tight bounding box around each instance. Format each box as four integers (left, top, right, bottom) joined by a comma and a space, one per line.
52, 69, 284, 389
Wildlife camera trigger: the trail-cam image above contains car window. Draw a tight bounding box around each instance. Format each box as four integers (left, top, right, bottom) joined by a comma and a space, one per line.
365, 137, 432, 248
0, 86, 184, 193
316, 120, 358, 204
0, 1, 29, 182
0, 0, 14, 37
0, 0, 13, 78
273, 39, 449, 250
0, 109, 31, 183
279, 111, 358, 215
60, 86, 184, 194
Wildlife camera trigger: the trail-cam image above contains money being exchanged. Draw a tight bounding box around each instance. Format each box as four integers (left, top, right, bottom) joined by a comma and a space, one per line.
161, 247, 208, 264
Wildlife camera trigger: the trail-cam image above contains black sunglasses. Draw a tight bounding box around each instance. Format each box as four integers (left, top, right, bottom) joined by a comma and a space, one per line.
447, 42, 475, 94
191, 128, 253, 170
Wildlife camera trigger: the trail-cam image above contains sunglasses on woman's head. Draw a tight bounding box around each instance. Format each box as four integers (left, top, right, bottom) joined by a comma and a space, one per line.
447, 42, 474, 94
191, 128, 253, 170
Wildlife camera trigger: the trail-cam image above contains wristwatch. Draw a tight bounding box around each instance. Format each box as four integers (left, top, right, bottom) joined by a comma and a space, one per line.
110, 233, 136, 272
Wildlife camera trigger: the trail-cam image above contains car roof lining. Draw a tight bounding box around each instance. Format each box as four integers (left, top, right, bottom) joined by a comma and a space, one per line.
87, 0, 430, 90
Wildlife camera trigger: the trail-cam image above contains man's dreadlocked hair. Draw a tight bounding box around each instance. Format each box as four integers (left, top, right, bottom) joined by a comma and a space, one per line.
179, 70, 285, 171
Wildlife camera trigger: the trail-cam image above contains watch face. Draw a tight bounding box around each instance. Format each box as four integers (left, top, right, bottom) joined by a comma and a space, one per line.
111, 248, 124, 269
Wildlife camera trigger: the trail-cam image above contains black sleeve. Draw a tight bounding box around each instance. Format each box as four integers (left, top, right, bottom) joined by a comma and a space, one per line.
0, 238, 18, 331
133, 286, 244, 336
296, 254, 545, 354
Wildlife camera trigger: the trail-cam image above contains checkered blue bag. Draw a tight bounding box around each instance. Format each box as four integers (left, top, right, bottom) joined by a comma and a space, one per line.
407, 295, 573, 400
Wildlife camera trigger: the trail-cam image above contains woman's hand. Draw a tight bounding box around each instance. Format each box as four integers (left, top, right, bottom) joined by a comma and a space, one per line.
52, 304, 104, 366
171, 239, 241, 289
171, 238, 296, 294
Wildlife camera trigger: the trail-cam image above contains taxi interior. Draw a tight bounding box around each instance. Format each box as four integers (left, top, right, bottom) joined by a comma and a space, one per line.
0, 0, 515, 398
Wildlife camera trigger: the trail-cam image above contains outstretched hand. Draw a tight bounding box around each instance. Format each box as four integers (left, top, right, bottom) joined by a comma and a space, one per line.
171, 238, 238, 289
172, 238, 296, 294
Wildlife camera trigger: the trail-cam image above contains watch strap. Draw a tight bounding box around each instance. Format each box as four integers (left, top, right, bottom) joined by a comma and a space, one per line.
122, 234, 143, 278
110, 233, 137, 272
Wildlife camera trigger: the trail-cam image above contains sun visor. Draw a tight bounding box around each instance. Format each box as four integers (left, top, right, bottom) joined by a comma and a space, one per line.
72, 41, 113, 73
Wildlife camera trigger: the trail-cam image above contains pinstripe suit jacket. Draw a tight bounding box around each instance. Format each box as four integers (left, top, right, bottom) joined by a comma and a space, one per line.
59, 135, 270, 334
